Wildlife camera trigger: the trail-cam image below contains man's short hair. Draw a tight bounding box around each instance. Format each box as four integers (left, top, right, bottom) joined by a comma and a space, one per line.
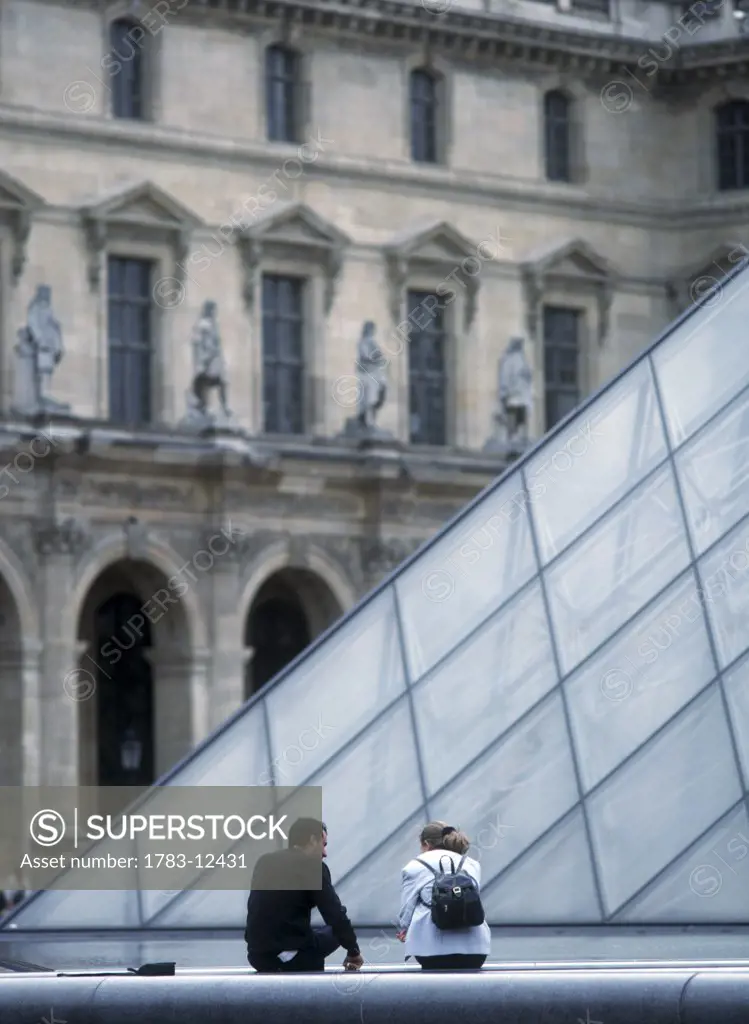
288, 818, 327, 848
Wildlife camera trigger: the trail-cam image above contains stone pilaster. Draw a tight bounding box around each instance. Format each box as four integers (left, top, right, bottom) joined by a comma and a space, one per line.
144, 647, 211, 777
0, 648, 37, 786
34, 518, 89, 787
201, 524, 254, 730
19, 644, 43, 788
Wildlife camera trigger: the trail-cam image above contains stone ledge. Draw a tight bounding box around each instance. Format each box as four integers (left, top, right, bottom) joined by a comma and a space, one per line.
0, 105, 742, 230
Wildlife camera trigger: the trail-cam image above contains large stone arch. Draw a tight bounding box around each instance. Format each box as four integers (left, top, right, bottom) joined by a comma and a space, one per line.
0, 535, 39, 648
0, 543, 37, 797
65, 532, 208, 651
69, 533, 210, 786
239, 540, 357, 629
0, 539, 40, 799
239, 541, 356, 696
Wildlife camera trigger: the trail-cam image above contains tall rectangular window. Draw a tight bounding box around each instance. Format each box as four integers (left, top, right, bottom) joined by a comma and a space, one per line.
410, 69, 439, 164
407, 291, 447, 445
110, 18, 145, 120
262, 274, 305, 434
544, 90, 571, 183
107, 256, 153, 426
266, 45, 300, 143
544, 305, 581, 431
716, 101, 749, 192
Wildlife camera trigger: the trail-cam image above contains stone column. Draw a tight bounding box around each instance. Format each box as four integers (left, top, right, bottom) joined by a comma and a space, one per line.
19, 642, 43, 788
0, 649, 28, 786
35, 519, 89, 787
204, 528, 253, 731
145, 647, 210, 778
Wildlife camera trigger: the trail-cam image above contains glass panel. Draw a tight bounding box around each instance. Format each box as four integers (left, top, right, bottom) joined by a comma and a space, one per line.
307, 699, 422, 881
147, 887, 246, 928
165, 701, 269, 787
414, 581, 558, 796
547, 465, 691, 675
429, 693, 578, 885
335, 811, 426, 927
652, 266, 749, 446
722, 654, 749, 788
565, 572, 716, 791
265, 588, 405, 787
676, 386, 749, 555
588, 686, 741, 915
481, 809, 600, 923
697, 515, 749, 668
396, 470, 537, 682
616, 804, 749, 923
4, 886, 140, 929
527, 361, 667, 563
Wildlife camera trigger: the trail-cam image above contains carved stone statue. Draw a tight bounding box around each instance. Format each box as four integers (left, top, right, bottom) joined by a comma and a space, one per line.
342, 320, 392, 440
484, 336, 534, 453
356, 320, 387, 429
183, 300, 235, 430
12, 284, 70, 416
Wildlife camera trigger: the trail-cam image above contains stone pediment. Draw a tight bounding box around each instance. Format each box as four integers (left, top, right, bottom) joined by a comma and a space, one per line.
384, 221, 482, 329
385, 220, 476, 266
521, 238, 615, 347
80, 182, 203, 290
81, 180, 203, 231
0, 170, 45, 215
523, 238, 613, 283
243, 202, 350, 251
667, 241, 749, 315
682, 241, 748, 285
239, 204, 350, 313
0, 169, 45, 281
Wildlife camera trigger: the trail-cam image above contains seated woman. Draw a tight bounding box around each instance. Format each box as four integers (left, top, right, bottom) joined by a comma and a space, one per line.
396, 820, 490, 970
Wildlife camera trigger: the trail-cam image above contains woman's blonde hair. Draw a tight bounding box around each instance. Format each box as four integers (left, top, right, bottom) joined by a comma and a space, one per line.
420, 820, 470, 855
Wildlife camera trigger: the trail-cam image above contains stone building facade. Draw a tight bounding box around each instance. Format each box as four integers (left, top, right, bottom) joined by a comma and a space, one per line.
0, 0, 748, 793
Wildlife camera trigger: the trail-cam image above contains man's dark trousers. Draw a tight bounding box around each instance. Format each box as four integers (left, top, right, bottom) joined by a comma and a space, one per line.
249, 926, 340, 973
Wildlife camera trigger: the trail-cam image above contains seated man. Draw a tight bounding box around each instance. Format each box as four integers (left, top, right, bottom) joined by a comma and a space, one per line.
245, 817, 364, 973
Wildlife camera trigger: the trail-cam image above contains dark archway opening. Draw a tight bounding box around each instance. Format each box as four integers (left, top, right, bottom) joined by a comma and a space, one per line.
246, 579, 311, 697
95, 591, 155, 787
0, 575, 23, 789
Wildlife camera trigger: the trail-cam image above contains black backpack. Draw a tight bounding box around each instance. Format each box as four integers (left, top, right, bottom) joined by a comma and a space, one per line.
416, 854, 485, 931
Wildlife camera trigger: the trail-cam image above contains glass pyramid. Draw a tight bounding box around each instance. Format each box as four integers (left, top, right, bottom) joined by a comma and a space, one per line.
10, 258, 749, 930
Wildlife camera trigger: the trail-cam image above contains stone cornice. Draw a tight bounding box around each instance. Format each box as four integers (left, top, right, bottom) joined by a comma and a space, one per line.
0, 416, 508, 484
3, 105, 749, 231
38, 0, 749, 76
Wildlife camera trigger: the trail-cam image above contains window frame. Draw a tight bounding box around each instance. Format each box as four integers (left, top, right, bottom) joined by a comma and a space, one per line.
543, 89, 573, 183
716, 99, 749, 192
260, 272, 307, 436
106, 254, 156, 428
107, 14, 150, 121
265, 43, 302, 144
406, 287, 450, 447
542, 304, 583, 432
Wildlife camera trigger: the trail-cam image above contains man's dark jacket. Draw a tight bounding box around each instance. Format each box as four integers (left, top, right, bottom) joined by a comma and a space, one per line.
245, 848, 359, 956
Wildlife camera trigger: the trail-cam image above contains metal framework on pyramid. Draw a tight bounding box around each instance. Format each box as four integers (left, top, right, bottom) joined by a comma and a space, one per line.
8, 258, 749, 930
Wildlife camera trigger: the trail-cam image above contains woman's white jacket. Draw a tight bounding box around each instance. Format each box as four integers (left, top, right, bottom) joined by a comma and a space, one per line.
397, 848, 491, 958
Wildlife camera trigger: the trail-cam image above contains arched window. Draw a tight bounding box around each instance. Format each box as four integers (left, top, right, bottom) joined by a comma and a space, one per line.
544, 90, 572, 182
109, 17, 146, 120
266, 44, 301, 142
410, 68, 440, 164
716, 100, 749, 191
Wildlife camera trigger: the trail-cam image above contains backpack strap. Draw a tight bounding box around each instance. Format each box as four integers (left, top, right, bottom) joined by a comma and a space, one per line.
414, 857, 438, 877
455, 854, 468, 874
414, 857, 439, 908
438, 855, 456, 875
